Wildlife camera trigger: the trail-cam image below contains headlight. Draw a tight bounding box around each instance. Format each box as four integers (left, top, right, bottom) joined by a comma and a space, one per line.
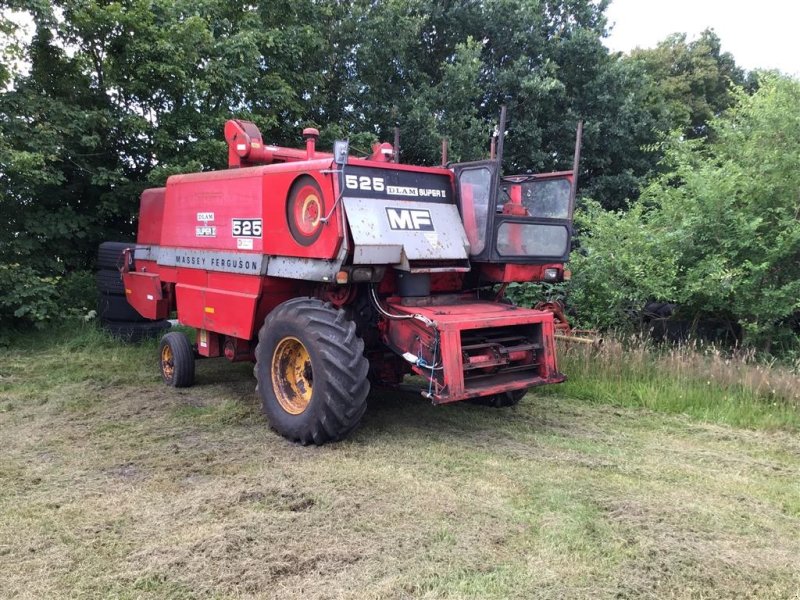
543, 268, 560, 282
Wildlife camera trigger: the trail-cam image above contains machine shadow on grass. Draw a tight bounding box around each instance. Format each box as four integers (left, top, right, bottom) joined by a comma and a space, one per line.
348, 384, 557, 445
184, 354, 549, 444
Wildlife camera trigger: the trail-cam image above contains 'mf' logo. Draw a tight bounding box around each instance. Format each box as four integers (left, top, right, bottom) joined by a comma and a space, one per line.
386, 208, 434, 231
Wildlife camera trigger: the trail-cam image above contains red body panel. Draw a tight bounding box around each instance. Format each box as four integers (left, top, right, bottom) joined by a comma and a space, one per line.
123, 271, 169, 319
175, 284, 258, 339
480, 263, 563, 283
137, 188, 166, 245
162, 161, 343, 259
382, 299, 564, 403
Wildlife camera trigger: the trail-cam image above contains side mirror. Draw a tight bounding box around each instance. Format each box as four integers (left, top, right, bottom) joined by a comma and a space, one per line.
333, 140, 349, 166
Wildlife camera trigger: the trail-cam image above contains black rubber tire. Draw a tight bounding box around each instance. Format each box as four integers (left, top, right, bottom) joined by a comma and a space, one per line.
97, 292, 147, 322
469, 388, 528, 408
100, 319, 170, 342
254, 297, 370, 445
97, 241, 132, 270
158, 331, 195, 387
96, 270, 125, 295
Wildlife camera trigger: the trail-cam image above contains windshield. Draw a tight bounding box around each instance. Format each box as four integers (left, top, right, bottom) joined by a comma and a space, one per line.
457, 167, 492, 255
496, 223, 570, 258
500, 177, 571, 219
493, 176, 572, 259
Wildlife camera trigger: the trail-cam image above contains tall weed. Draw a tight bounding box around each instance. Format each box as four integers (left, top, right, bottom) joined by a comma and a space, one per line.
547, 335, 800, 430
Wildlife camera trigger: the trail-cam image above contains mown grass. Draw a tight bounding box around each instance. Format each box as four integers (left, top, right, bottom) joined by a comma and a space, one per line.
1, 322, 799, 599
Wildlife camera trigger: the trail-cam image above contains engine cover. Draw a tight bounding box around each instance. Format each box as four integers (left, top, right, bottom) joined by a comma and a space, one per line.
343, 196, 470, 271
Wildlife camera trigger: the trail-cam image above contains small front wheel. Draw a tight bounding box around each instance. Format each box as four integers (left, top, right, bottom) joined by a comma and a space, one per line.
159, 332, 195, 388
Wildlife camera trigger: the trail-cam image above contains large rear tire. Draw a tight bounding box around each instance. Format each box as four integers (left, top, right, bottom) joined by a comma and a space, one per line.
96, 270, 125, 295
101, 319, 170, 342
254, 298, 370, 445
97, 292, 146, 322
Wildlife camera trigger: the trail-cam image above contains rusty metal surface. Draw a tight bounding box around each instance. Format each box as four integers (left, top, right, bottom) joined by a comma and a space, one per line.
536, 300, 602, 346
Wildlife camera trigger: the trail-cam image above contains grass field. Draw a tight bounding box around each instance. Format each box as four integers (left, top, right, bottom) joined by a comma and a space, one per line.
1, 324, 799, 599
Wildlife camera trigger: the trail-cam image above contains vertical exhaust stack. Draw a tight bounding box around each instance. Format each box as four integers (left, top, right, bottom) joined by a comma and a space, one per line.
496, 105, 507, 170
569, 120, 583, 220
303, 127, 319, 159
393, 124, 400, 163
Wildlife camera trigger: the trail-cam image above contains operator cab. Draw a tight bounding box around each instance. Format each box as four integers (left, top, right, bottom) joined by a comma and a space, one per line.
454, 160, 574, 265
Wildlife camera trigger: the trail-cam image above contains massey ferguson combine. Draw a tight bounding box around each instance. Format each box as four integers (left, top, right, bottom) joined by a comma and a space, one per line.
117, 112, 581, 444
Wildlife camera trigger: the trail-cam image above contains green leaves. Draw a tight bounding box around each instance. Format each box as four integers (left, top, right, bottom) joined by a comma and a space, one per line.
571, 74, 800, 352
627, 30, 746, 140
568, 199, 680, 329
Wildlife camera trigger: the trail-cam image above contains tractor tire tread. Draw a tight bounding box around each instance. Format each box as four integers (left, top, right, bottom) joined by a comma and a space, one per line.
97, 292, 147, 322
254, 297, 369, 445
95, 269, 125, 295
101, 318, 170, 342
97, 241, 133, 271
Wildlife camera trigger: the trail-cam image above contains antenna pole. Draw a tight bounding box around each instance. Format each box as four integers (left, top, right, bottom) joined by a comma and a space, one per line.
393, 124, 400, 163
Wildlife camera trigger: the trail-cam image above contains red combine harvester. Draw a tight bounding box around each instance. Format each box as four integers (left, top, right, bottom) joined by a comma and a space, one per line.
117, 113, 581, 444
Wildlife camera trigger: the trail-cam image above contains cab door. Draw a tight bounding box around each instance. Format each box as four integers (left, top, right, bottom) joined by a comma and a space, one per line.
452, 159, 499, 261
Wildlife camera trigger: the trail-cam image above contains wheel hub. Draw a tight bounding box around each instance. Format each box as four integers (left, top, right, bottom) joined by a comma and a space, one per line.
271, 336, 313, 415
161, 344, 175, 381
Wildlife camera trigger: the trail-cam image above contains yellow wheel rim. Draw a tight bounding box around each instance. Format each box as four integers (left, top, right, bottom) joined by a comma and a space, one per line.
271, 336, 313, 415
161, 344, 175, 380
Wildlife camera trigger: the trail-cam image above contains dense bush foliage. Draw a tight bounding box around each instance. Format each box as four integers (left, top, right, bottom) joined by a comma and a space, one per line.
568, 75, 800, 352
0, 266, 94, 340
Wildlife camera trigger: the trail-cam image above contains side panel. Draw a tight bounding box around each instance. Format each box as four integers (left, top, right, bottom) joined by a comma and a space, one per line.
137, 188, 166, 245
159, 162, 344, 261
121, 271, 169, 319
261, 169, 343, 260
175, 284, 258, 339
174, 284, 205, 330
343, 197, 470, 264
202, 288, 259, 339
161, 170, 265, 252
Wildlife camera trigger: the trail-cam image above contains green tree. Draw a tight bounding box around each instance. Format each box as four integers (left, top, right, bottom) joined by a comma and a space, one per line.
316, 0, 662, 208
570, 74, 800, 352
627, 29, 747, 139
0, 0, 327, 328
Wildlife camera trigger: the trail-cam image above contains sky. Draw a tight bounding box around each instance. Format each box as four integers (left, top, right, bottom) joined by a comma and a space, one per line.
603, 0, 800, 75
